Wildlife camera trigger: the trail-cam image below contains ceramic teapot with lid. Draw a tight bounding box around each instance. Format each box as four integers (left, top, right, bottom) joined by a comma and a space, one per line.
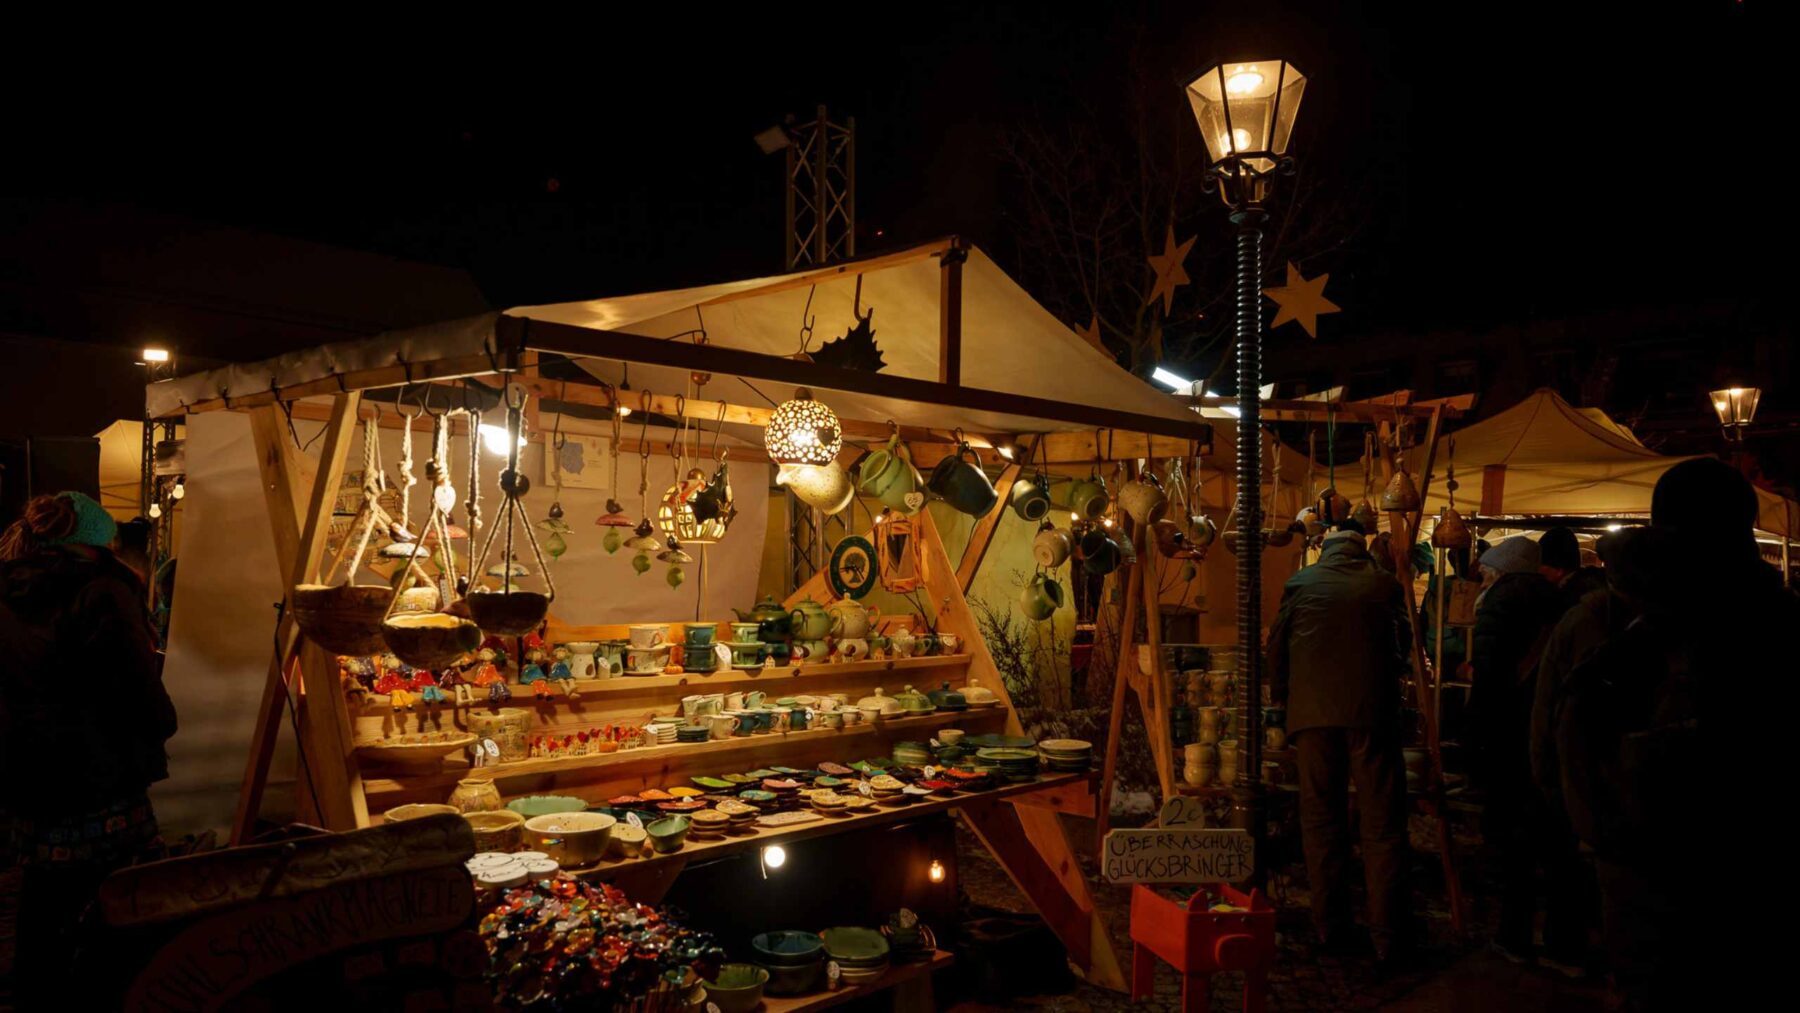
733, 595, 793, 641
826, 597, 871, 640
789, 597, 833, 642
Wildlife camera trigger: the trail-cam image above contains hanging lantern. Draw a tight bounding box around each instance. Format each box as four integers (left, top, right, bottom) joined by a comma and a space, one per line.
658, 469, 727, 545
875, 509, 925, 592
1380, 470, 1421, 512
1431, 506, 1472, 549
765, 387, 843, 465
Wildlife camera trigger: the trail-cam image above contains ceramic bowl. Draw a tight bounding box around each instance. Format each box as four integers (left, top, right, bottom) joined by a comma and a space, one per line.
702, 963, 768, 1013
382, 802, 459, 824
462, 809, 526, 852
751, 930, 826, 966
761, 958, 823, 996
523, 811, 616, 869
647, 815, 691, 853
506, 795, 590, 818
938, 728, 965, 745
608, 823, 647, 858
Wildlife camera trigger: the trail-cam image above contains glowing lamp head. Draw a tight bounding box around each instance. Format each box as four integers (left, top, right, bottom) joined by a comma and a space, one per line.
762, 845, 787, 870
480, 423, 526, 456
928, 859, 946, 883
1185, 59, 1306, 204
1709, 386, 1761, 439
141, 347, 171, 364
765, 388, 842, 465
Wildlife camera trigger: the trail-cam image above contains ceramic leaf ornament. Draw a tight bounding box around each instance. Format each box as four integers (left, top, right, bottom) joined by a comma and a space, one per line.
809, 306, 887, 373
1263, 261, 1341, 338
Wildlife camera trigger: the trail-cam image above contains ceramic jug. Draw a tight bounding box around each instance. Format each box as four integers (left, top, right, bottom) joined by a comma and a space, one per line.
449, 777, 502, 813
927, 445, 998, 516
1066, 473, 1108, 521
859, 436, 927, 515
1020, 572, 1064, 620
1118, 472, 1168, 525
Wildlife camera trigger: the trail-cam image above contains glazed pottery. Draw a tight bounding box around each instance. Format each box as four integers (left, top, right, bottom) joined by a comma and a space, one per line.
826, 597, 871, 639
462, 809, 525, 852
628, 624, 669, 650
837, 637, 869, 661
938, 632, 960, 653
789, 597, 833, 642
647, 815, 691, 854
290, 583, 392, 656
708, 713, 742, 740
889, 627, 916, 658
1032, 525, 1073, 568
626, 647, 668, 674
816, 710, 844, 729
1066, 474, 1108, 520
858, 436, 926, 515
449, 777, 502, 813
1008, 474, 1052, 522
729, 621, 760, 641
683, 622, 716, 648
1118, 473, 1169, 525
381, 612, 482, 670
777, 461, 855, 514
703, 964, 769, 1013
506, 795, 589, 818
469, 708, 533, 762
382, 803, 458, 824
524, 811, 616, 868
562, 641, 601, 679
1020, 572, 1064, 620
927, 445, 998, 516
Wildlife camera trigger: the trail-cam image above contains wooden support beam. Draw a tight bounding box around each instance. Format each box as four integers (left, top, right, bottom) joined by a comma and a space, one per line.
1035, 430, 1212, 466
1179, 394, 1465, 422
918, 509, 1024, 738
1005, 776, 1097, 817
1136, 512, 1178, 805
953, 457, 1023, 593
938, 242, 966, 387
511, 316, 1220, 442
1094, 554, 1143, 853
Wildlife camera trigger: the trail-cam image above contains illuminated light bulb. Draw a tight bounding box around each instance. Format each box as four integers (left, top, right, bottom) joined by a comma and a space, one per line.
480, 423, 526, 455
1217, 128, 1253, 155
617, 405, 632, 418
142, 347, 170, 363
148, 502, 163, 519
1226, 69, 1265, 94
1070, 511, 1080, 523
928, 859, 946, 883
1102, 517, 1115, 528
996, 445, 1016, 461
1606, 523, 1623, 532
170, 481, 185, 501
762, 845, 787, 870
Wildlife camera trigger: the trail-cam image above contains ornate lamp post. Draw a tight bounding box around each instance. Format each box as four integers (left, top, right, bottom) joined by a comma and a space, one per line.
1710, 386, 1761, 443
1184, 59, 1306, 854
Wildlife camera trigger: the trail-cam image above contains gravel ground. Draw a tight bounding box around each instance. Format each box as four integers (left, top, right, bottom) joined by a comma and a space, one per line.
944, 808, 1614, 1012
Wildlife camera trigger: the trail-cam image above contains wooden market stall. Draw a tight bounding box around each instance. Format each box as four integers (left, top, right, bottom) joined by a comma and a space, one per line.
149, 237, 1246, 993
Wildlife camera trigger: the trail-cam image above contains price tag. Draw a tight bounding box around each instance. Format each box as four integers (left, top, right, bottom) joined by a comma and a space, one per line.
483, 738, 501, 758
857, 781, 873, 798
929, 738, 941, 749
826, 960, 842, 988
626, 812, 644, 831
923, 765, 938, 779
433, 484, 458, 512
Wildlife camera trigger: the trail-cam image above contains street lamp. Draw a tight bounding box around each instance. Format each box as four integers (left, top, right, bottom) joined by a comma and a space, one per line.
1185, 58, 1307, 859
1710, 386, 1761, 442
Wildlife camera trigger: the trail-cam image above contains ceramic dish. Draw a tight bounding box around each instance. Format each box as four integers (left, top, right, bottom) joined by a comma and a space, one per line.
639, 788, 674, 801
821, 926, 891, 963
353, 731, 479, 770
1037, 738, 1093, 754
505, 795, 590, 818
737, 789, 777, 804
608, 823, 647, 858
383, 803, 459, 824
666, 786, 705, 798
838, 795, 876, 811
713, 798, 758, 817
818, 761, 853, 776
656, 799, 708, 813
756, 811, 823, 828
462, 809, 526, 851
646, 815, 690, 853
702, 964, 768, 1013
523, 811, 616, 869
691, 776, 735, 790
966, 734, 1036, 750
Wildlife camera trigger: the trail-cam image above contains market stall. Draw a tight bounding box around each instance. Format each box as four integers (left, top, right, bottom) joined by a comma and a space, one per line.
150, 237, 1256, 999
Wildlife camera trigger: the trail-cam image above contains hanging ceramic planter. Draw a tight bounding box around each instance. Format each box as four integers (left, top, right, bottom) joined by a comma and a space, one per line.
464, 388, 558, 637
381, 408, 483, 668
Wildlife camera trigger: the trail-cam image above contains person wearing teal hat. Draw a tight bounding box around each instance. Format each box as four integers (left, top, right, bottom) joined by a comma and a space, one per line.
0, 491, 176, 1006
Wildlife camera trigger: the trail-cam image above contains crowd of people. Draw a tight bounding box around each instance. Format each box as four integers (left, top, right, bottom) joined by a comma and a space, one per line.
1268, 457, 1792, 1008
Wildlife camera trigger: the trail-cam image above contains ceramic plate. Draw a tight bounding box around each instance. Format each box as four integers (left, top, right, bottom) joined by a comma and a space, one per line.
966, 734, 1036, 750
1037, 739, 1092, 753
976, 748, 1038, 761
691, 776, 734, 790
757, 811, 823, 828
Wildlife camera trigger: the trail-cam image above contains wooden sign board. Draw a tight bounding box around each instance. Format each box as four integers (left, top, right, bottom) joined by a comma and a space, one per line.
1101, 827, 1254, 885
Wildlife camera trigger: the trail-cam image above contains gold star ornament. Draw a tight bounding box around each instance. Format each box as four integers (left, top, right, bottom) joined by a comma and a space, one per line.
1145, 227, 1198, 315
1264, 262, 1340, 338
1076, 314, 1105, 353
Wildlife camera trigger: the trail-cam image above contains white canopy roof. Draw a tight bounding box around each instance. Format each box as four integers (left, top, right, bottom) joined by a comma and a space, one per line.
149, 240, 1198, 439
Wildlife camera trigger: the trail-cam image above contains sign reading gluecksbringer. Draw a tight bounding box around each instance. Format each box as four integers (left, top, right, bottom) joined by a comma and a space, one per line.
1100, 828, 1254, 884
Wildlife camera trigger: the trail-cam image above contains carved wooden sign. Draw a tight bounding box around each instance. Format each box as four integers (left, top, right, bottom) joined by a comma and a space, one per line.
127, 863, 473, 1012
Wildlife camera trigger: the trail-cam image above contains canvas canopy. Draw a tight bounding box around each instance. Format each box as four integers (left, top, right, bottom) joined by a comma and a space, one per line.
1393, 388, 1795, 538
147, 240, 1201, 442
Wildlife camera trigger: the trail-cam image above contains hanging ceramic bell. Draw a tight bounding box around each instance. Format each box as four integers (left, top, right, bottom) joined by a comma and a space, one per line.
624, 519, 662, 553
1431, 506, 1473, 549
596, 498, 633, 555
1317, 486, 1353, 525
1188, 514, 1219, 549
486, 557, 530, 579
657, 540, 694, 566
1352, 500, 1379, 531
1380, 470, 1421, 512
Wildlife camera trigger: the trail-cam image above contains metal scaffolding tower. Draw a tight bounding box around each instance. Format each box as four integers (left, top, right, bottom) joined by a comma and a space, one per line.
783, 105, 856, 270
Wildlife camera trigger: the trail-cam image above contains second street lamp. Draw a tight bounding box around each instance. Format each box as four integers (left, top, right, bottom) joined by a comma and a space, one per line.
1710, 386, 1762, 443
1185, 58, 1307, 864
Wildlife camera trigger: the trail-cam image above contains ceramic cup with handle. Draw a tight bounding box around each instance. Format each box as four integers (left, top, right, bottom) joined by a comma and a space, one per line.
927, 444, 999, 516
1008, 474, 1052, 522
1033, 524, 1073, 568
628, 625, 667, 650
708, 713, 742, 740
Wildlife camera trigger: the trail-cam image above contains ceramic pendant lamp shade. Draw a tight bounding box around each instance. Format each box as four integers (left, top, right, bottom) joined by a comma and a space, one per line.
1380, 470, 1421, 512
765, 388, 843, 465
1431, 507, 1472, 549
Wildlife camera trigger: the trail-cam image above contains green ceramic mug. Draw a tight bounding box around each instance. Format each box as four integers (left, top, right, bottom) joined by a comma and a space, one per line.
1066, 474, 1109, 521
1020, 572, 1065, 620
1008, 474, 1052, 522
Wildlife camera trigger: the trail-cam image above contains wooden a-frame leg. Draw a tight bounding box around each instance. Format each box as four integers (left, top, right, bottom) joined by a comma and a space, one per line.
1094, 555, 1143, 853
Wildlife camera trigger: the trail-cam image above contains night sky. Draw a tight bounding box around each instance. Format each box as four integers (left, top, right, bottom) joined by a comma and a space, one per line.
3, 0, 1774, 427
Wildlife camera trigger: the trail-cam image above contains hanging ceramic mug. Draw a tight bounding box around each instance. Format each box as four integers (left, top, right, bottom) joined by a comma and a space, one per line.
1066, 473, 1108, 521
1008, 474, 1052, 522
1033, 524, 1073, 568
1078, 527, 1121, 576
1118, 473, 1168, 525
927, 444, 998, 516
1020, 572, 1065, 621
859, 436, 926, 515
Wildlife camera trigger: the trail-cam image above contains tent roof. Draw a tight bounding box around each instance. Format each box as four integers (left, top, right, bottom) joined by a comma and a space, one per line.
148, 240, 1199, 439
1404, 388, 1795, 537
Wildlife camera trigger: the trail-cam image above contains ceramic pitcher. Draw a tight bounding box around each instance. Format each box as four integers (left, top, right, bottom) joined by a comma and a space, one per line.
927, 444, 998, 516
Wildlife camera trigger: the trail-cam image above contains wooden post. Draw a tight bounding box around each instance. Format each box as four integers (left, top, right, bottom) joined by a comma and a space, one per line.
938, 242, 967, 387
917, 509, 1024, 737
955, 458, 1022, 592
1094, 553, 1143, 853
1136, 513, 1178, 804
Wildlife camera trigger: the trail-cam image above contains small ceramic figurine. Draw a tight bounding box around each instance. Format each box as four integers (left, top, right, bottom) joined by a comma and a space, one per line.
339, 659, 368, 709
411, 669, 445, 706
549, 656, 579, 700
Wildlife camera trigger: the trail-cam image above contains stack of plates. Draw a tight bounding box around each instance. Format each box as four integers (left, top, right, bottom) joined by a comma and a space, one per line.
977, 747, 1041, 782
964, 734, 1035, 750
645, 723, 679, 745
1037, 738, 1093, 772
687, 808, 730, 839
714, 798, 759, 831
822, 926, 890, 985
676, 725, 710, 744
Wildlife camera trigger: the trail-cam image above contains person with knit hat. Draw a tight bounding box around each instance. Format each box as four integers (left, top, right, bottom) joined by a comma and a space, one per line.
1467, 534, 1562, 965
0, 492, 177, 1006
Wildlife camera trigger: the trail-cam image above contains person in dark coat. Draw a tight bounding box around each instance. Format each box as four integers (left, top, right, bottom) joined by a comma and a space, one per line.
1467, 535, 1563, 964
0, 492, 177, 1007
1267, 520, 1413, 960
1538, 526, 1607, 612
1549, 459, 1794, 1010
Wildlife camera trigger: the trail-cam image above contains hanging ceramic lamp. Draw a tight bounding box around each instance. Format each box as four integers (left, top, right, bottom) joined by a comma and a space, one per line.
765, 387, 843, 465
659, 469, 727, 545
1351, 500, 1379, 531
1317, 486, 1352, 525
1432, 506, 1472, 549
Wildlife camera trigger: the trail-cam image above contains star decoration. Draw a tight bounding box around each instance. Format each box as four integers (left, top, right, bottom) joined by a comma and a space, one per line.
1264, 262, 1340, 338
1076, 314, 1105, 353
1145, 227, 1197, 315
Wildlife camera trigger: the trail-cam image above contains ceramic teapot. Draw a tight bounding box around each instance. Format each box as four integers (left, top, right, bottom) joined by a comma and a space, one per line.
734, 595, 793, 641
826, 597, 872, 640
789, 597, 833, 642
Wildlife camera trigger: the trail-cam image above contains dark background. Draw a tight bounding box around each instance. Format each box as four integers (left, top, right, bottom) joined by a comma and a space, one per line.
1, 1, 1784, 483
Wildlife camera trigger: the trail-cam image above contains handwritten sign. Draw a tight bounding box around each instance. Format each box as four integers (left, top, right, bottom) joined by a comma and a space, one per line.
1158, 796, 1206, 829
1101, 828, 1254, 885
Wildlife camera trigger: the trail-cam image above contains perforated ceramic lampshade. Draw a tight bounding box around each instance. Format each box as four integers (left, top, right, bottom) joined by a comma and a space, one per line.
765, 387, 843, 465
1710, 386, 1761, 438
657, 479, 726, 545
1184, 60, 1307, 173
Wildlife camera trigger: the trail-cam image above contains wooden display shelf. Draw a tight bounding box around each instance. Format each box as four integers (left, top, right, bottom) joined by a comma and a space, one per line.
362, 708, 1008, 802
761, 950, 952, 1012
575, 772, 1092, 881
496, 653, 972, 698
